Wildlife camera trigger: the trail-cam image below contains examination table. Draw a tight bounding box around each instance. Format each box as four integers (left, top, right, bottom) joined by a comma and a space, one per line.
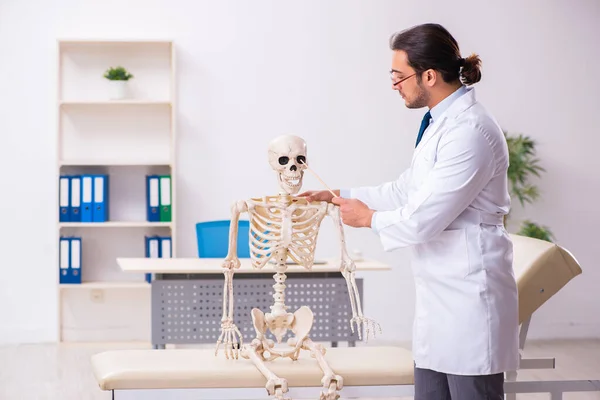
91, 234, 600, 399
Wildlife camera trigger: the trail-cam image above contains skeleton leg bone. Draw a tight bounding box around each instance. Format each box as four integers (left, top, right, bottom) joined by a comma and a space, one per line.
242, 340, 290, 400
285, 306, 343, 400
243, 309, 292, 399
301, 338, 343, 400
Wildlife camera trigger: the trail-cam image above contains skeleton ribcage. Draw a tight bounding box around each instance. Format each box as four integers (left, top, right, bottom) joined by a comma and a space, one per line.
247, 199, 326, 269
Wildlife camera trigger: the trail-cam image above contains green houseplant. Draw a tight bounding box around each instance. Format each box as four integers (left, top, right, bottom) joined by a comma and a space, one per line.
103, 66, 134, 100
504, 132, 554, 242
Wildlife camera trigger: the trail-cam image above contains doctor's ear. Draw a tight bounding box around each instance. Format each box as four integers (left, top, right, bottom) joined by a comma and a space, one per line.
422, 69, 437, 86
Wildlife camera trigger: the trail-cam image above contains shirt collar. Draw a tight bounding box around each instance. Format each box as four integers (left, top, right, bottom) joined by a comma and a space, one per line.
429, 85, 468, 122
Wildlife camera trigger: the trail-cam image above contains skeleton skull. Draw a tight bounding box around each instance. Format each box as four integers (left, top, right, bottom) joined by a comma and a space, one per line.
268, 135, 308, 194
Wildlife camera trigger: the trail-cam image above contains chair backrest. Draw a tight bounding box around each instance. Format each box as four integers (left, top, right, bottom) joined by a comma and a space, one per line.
195, 220, 250, 258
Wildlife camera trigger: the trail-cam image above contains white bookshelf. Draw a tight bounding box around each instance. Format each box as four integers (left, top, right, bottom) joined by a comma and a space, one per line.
59, 282, 151, 290
56, 39, 176, 342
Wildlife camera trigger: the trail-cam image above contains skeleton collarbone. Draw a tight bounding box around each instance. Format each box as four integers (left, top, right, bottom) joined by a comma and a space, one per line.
247, 195, 328, 268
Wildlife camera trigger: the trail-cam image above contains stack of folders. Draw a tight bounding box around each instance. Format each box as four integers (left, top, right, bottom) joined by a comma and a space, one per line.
146, 175, 171, 222
59, 236, 82, 284
59, 174, 109, 222
144, 235, 172, 283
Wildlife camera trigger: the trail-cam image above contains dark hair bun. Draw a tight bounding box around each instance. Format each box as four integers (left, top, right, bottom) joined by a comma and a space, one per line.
460, 53, 482, 85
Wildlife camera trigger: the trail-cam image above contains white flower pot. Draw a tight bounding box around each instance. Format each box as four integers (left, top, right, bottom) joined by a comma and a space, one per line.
108, 80, 128, 100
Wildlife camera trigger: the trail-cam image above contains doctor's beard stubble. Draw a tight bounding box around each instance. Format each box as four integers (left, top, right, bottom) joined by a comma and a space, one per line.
401, 81, 430, 109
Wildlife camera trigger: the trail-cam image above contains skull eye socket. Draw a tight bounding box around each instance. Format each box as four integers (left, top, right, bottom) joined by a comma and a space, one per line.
297, 156, 306, 165
278, 156, 289, 165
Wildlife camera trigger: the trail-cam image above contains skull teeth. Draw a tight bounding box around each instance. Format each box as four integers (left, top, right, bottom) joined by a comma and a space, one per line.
282, 176, 301, 187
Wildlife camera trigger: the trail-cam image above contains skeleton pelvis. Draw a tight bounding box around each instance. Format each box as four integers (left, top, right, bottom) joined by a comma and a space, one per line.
253, 306, 315, 346
265, 311, 295, 343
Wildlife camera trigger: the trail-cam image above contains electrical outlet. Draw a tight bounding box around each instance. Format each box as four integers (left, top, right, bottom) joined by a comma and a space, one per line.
91, 289, 104, 303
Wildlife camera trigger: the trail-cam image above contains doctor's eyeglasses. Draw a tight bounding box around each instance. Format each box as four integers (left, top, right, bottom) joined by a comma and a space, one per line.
390, 70, 417, 86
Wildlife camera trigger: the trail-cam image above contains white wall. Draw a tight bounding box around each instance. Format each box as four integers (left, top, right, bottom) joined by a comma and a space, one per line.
1, 0, 599, 344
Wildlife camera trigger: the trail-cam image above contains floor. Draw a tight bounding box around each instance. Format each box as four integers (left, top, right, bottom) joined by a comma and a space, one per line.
1, 339, 600, 399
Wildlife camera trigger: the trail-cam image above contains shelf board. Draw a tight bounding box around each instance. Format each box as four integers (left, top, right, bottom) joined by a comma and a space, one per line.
59, 281, 150, 290
59, 38, 173, 45
59, 221, 172, 228
59, 159, 172, 167
60, 100, 171, 106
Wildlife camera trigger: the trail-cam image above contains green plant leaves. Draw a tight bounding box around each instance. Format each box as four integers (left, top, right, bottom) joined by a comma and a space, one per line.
103, 66, 134, 81
505, 133, 545, 207
504, 131, 553, 242
517, 220, 554, 242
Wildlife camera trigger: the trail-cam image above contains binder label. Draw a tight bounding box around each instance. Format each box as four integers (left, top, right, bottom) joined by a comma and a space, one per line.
161, 238, 172, 258
71, 239, 81, 269
60, 178, 69, 207
60, 239, 69, 269
150, 238, 159, 258
71, 177, 81, 207
160, 177, 171, 206
94, 176, 104, 203
82, 177, 92, 203
150, 178, 159, 207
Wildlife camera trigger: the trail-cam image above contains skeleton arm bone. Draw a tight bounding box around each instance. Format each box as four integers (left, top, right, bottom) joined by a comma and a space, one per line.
326, 203, 382, 341
215, 200, 247, 359
224, 200, 249, 261
327, 204, 360, 331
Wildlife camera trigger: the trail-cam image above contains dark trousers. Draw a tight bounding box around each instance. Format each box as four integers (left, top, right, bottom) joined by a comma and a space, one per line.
414, 366, 504, 400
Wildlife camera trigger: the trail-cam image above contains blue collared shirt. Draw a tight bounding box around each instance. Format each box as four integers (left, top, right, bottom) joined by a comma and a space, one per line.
340, 85, 468, 230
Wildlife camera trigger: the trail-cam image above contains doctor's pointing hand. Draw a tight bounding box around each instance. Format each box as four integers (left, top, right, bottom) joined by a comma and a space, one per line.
299, 23, 519, 400
331, 197, 374, 228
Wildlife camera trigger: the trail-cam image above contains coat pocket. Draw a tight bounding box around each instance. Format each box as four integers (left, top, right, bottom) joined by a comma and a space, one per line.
419, 228, 470, 278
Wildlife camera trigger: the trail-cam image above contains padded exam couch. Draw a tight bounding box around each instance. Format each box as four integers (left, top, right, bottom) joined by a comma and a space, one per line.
91, 234, 600, 399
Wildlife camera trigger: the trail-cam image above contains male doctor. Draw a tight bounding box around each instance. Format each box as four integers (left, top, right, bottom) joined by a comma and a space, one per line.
300, 23, 519, 399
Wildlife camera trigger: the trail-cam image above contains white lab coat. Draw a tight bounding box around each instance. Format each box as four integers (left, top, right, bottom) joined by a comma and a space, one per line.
350, 87, 519, 375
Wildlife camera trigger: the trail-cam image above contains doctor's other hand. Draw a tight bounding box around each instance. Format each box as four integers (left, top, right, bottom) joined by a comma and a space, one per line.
332, 197, 375, 228
297, 189, 340, 203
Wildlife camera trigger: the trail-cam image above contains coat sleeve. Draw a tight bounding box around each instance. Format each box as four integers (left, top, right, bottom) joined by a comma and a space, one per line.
371, 125, 497, 252
342, 168, 411, 211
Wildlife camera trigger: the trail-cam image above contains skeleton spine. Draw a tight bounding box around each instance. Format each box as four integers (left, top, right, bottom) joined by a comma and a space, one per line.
270, 194, 293, 317
270, 262, 288, 317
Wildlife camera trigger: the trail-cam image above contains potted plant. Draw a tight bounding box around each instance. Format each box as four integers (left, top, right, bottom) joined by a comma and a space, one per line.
504, 132, 555, 242
103, 66, 133, 100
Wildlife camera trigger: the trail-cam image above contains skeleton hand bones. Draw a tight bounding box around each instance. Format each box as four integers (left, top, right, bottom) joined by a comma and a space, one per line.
340, 256, 382, 341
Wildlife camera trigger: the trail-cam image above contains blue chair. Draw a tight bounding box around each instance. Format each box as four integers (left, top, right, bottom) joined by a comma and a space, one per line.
195, 220, 250, 258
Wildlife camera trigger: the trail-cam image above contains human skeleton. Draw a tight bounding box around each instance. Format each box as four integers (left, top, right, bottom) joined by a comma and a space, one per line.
216, 134, 381, 400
